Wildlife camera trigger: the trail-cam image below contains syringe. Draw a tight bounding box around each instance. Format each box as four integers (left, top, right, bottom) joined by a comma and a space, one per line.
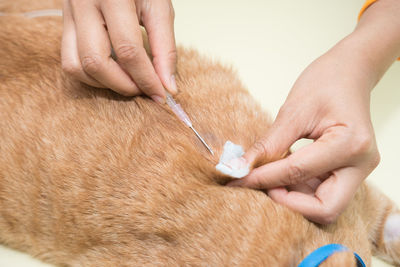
165, 92, 214, 155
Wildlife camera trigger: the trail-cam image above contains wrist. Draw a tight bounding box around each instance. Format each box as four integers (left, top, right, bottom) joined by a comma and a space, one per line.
337, 33, 384, 91
348, 29, 399, 84
320, 35, 379, 95
324, 27, 398, 95
322, 0, 400, 93
350, 0, 400, 86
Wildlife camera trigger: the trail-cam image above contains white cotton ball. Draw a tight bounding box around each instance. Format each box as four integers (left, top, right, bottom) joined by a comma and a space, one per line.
215, 141, 250, 178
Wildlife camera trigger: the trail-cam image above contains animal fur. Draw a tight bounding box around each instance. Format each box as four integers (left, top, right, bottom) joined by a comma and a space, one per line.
0, 1, 399, 266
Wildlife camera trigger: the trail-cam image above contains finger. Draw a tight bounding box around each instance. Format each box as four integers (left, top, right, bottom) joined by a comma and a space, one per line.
286, 183, 315, 195
141, 0, 177, 94
100, 0, 166, 102
268, 167, 363, 224
230, 127, 352, 189
61, 0, 102, 87
243, 113, 301, 167
70, 0, 140, 96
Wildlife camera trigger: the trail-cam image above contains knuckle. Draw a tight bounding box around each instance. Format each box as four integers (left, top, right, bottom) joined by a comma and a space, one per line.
368, 150, 381, 170
81, 55, 103, 76
318, 208, 339, 225
253, 140, 269, 159
251, 174, 265, 189
286, 160, 306, 185
277, 103, 295, 119
114, 43, 142, 63
69, 0, 80, 9
349, 131, 375, 157
254, 137, 278, 160
137, 77, 158, 92
61, 60, 80, 76
167, 49, 177, 63
277, 104, 289, 116
372, 151, 381, 168
152, 49, 177, 68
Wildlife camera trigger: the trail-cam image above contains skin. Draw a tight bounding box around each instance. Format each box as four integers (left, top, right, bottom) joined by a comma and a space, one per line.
61, 0, 177, 102
228, 0, 400, 224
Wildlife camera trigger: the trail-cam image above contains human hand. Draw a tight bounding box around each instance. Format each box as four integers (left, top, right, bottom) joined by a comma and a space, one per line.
227, 37, 381, 224
227, 0, 400, 224
61, 0, 177, 102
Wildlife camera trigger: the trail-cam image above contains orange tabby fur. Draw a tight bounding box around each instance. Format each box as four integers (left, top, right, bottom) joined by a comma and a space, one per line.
0, 1, 399, 266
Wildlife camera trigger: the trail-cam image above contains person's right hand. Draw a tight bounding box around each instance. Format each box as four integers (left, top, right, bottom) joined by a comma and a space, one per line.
61, 0, 177, 103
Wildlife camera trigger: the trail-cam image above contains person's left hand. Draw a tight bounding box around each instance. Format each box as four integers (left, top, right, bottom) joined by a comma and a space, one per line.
227, 32, 382, 224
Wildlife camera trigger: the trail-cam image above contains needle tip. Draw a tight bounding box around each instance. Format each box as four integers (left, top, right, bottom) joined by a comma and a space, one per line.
190, 126, 214, 156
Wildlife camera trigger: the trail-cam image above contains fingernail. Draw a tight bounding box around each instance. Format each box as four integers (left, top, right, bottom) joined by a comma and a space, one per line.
169, 75, 178, 94
151, 95, 165, 104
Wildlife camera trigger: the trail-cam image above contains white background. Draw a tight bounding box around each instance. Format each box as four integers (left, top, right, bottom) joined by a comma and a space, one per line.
1, 0, 399, 266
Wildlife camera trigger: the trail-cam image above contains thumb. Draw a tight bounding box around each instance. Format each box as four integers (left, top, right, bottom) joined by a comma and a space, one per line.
242, 116, 301, 168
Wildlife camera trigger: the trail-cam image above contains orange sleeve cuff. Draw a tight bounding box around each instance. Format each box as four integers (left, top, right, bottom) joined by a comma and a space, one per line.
358, 0, 400, 61
358, 0, 378, 20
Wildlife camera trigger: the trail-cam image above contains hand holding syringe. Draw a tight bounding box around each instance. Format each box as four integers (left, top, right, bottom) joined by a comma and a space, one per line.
165, 92, 214, 155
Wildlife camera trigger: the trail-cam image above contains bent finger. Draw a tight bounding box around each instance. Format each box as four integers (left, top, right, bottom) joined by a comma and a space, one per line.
61, 0, 102, 87
142, 0, 177, 94
71, 0, 139, 96
243, 116, 301, 167
100, 0, 165, 101
231, 126, 353, 189
268, 167, 363, 224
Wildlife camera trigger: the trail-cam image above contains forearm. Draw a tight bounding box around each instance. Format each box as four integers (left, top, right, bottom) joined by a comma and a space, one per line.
352, 0, 400, 87
319, 0, 400, 94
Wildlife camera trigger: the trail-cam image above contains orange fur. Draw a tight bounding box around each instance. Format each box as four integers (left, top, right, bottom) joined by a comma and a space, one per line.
0, 1, 399, 266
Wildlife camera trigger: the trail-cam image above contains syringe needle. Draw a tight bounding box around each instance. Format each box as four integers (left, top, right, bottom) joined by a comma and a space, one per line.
190, 126, 214, 155
165, 93, 214, 155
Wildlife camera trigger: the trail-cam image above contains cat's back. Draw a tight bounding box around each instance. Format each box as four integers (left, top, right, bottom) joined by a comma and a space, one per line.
0, 15, 309, 266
